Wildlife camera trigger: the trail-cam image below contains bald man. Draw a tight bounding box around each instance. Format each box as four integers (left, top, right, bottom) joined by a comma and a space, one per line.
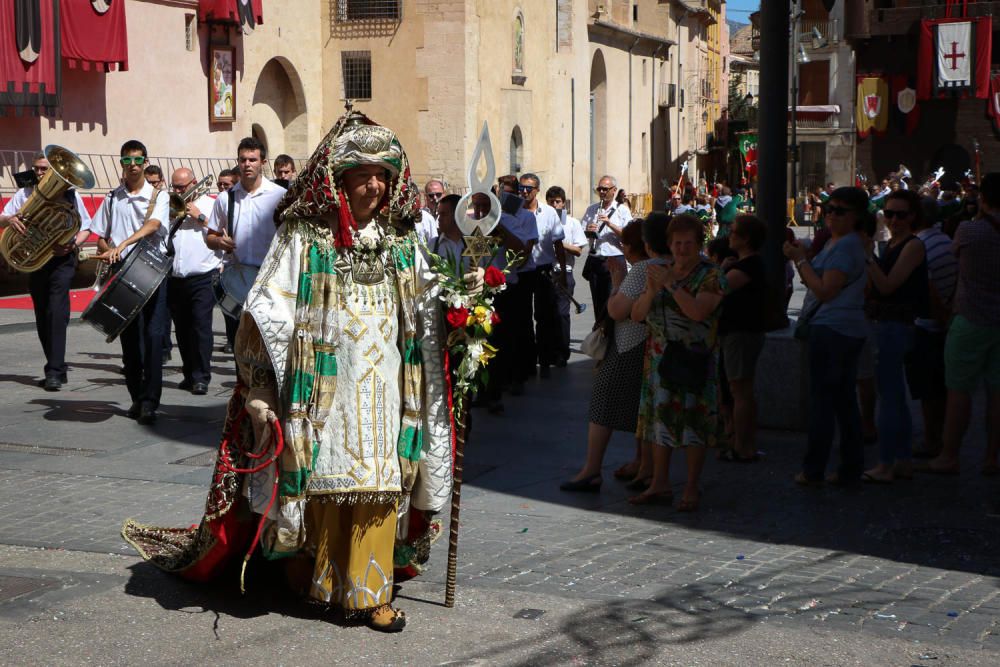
166, 168, 221, 395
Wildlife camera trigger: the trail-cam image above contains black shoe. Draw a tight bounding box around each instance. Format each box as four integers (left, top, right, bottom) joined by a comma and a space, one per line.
43, 376, 62, 392
222, 344, 234, 354
560, 474, 602, 493
191, 382, 209, 395
162, 351, 172, 365
137, 403, 157, 425
554, 358, 568, 368
126, 401, 141, 419
177, 378, 193, 391
539, 365, 552, 379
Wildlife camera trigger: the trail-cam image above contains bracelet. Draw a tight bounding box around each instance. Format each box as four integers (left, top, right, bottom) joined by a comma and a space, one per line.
795, 259, 808, 269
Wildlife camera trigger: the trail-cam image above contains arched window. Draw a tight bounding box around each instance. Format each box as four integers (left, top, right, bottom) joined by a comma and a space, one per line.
513, 11, 525, 73
509, 126, 523, 175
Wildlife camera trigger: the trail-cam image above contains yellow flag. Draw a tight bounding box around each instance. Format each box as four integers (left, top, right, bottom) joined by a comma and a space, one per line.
856, 77, 889, 138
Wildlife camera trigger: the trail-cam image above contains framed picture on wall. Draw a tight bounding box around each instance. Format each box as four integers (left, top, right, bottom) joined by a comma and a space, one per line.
209, 46, 236, 122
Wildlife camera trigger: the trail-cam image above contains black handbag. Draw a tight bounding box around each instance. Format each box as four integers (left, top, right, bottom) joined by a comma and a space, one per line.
581, 254, 606, 282
658, 340, 712, 392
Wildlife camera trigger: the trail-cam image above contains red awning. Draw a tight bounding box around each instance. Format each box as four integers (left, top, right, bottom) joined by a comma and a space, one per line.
198, 0, 263, 33
0, 0, 60, 114
61, 0, 128, 72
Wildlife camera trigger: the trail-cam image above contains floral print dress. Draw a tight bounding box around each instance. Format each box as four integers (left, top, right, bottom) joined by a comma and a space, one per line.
636, 261, 727, 448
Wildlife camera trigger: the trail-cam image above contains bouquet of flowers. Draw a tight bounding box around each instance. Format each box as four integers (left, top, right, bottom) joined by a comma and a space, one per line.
424, 244, 513, 420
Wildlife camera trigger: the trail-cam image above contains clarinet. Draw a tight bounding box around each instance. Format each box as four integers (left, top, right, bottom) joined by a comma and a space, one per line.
587, 204, 618, 253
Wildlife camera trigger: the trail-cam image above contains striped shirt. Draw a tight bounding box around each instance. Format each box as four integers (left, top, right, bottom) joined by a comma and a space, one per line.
915, 227, 958, 332
953, 216, 1000, 327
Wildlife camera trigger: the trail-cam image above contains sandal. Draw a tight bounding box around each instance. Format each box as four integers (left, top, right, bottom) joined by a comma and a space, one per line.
861, 472, 893, 484
625, 476, 652, 491
613, 462, 640, 480
794, 471, 823, 487
627, 490, 673, 506
368, 604, 406, 633
677, 491, 700, 512
560, 473, 602, 493
719, 449, 760, 463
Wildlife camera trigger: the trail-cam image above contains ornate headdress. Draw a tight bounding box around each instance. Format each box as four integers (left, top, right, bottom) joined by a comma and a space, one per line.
276, 108, 421, 247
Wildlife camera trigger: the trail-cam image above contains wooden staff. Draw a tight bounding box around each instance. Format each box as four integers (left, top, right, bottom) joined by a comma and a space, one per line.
445, 401, 469, 607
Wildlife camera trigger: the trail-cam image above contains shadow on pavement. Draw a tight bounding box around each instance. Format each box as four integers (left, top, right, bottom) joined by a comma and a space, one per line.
461, 355, 1000, 579
0, 373, 45, 388
28, 398, 122, 423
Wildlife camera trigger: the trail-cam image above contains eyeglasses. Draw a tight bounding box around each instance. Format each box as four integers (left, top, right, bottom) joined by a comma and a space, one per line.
595, 186, 611, 194
825, 205, 853, 217
120, 156, 146, 166
882, 209, 911, 219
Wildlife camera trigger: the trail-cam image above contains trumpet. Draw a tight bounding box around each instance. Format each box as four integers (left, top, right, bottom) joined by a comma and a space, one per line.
77, 248, 111, 291
169, 174, 214, 222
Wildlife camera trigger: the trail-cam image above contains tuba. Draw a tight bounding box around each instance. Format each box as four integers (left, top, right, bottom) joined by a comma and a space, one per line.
0, 145, 96, 272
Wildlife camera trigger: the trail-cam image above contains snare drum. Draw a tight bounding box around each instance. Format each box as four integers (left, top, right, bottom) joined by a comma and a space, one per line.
81, 239, 171, 343
213, 263, 259, 320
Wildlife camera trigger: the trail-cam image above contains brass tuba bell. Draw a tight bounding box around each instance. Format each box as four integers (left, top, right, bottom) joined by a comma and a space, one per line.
0, 145, 96, 273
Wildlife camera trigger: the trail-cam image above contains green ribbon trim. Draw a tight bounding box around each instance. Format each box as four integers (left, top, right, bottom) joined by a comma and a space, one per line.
397, 425, 423, 462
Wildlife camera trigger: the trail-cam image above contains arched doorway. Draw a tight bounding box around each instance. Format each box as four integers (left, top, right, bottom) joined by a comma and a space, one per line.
251, 57, 308, 159
252, 123, 268, 156
589, 50, 608, 199
509, 125, 523, 175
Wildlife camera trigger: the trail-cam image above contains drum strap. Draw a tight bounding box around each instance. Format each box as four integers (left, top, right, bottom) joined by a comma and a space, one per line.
226, 189, 235, 238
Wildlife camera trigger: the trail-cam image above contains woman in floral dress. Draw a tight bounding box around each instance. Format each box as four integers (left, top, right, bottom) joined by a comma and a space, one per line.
630, 214, 727, 511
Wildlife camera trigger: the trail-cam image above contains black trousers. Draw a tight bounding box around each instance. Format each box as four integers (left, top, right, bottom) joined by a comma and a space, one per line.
485, 289, 514, 402
168, 272, 215, 385
532, 264, 561, 368
585, 255, 612, 324
509, 270, 537, 384
29, 253, 76, 379
224, 312, 239, 349
119, 282, 167, 408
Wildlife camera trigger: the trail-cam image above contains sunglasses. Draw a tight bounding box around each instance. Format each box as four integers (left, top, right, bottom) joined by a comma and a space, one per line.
120, 156, 146, 166
426, 192, 444, 200
517, 185, 537, 193
825, 205, 853, 216
882, 209, 911, 219
171, 180, 195, 191
595, 186, 611, 193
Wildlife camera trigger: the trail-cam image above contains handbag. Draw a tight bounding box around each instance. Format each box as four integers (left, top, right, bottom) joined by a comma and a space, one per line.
793, 298, 822, 341
581, 326, 607, 361
658, 340, 712, 392
581, 254, 606, 282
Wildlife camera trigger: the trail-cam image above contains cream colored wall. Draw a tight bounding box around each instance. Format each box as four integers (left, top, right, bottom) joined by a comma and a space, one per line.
0, 0, 321, 165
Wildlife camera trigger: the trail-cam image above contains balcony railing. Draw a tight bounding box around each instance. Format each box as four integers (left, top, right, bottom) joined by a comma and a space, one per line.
799, 18, 839, 45
658, 82, 677, 108
862, 0, 1000, 38
789, 105, 840, 129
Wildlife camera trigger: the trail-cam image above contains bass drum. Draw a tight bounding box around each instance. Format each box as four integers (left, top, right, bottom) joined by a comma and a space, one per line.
213, 263, 259, 320
81, 239, 171, 343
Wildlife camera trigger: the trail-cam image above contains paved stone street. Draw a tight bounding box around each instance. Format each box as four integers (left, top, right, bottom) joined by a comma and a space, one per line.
0, 278, 998, 666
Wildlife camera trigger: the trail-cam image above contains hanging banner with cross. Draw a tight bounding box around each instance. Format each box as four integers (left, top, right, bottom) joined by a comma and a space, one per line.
917, 17, 992, 100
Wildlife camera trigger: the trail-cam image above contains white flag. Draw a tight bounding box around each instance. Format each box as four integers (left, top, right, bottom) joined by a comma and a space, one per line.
937, 22, 972, 89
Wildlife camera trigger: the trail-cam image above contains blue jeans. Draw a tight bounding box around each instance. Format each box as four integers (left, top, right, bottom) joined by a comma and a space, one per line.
804, 325, 865, 482
876, 320, 915, 465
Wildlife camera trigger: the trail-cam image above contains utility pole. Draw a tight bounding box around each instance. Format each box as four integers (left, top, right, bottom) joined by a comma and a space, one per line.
757, 0, 791, 328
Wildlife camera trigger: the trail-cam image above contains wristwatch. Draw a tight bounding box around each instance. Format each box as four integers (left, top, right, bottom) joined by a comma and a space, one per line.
197, 213, 207, 223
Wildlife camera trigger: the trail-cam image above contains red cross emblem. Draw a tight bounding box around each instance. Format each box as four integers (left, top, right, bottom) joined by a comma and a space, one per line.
944, 41, 966, 71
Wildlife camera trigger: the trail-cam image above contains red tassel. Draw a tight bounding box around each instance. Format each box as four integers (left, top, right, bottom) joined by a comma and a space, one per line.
336, 190, 356, 248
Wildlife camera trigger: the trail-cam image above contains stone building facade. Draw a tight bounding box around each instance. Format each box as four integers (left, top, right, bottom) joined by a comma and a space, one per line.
0, 0, 728, 214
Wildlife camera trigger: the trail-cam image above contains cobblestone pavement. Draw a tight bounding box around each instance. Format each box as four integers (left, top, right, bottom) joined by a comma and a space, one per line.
0, 291, 998, 664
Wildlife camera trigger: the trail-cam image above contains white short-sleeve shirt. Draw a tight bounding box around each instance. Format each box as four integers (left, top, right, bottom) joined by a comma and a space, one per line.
417, 209, 438, 245
170, 193, 223, 277
90, 181, 169, 257
3, 186, 93, 233
208, 177, 286, 267
580, 200, 631, 258
556, 213, 587, 272
529, 202, 566, 267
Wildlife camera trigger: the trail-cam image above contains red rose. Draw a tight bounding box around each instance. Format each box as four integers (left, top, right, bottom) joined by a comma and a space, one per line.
484, 266, 506, 287
491, 311, 501, 325
446, 307, 469, 329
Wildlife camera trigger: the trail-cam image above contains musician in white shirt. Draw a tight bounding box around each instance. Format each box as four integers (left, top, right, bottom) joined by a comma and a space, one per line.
0, 153, 93, 390
90, 140, 171, 424
207, 137, 287, 351
167, 168, 222, 396
547, 185, 587, 366
426, 194, 467, 271
581, 175, 632, 322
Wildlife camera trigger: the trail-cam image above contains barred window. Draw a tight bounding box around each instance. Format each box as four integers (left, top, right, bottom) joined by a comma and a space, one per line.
336, 0, 402, 21
341, 51, 372, 100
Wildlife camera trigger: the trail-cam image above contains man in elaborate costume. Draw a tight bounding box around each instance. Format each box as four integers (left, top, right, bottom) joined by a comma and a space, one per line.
124, 110, 456, 633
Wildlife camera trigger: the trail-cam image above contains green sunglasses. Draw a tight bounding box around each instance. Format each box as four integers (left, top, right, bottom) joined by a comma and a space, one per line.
120, 156, 146, 166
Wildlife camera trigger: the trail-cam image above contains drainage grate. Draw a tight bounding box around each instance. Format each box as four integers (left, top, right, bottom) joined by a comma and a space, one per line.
0, 575, 56, 603
0, 442, 102, 457
171, 450, 218, 467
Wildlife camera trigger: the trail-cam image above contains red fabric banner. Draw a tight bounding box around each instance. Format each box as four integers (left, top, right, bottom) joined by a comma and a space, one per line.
198, 0, 263, 29
917, 17, 991, 100
988, 73, 1000, 132
61, 0, 128, 71
0, 0, 60, 114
